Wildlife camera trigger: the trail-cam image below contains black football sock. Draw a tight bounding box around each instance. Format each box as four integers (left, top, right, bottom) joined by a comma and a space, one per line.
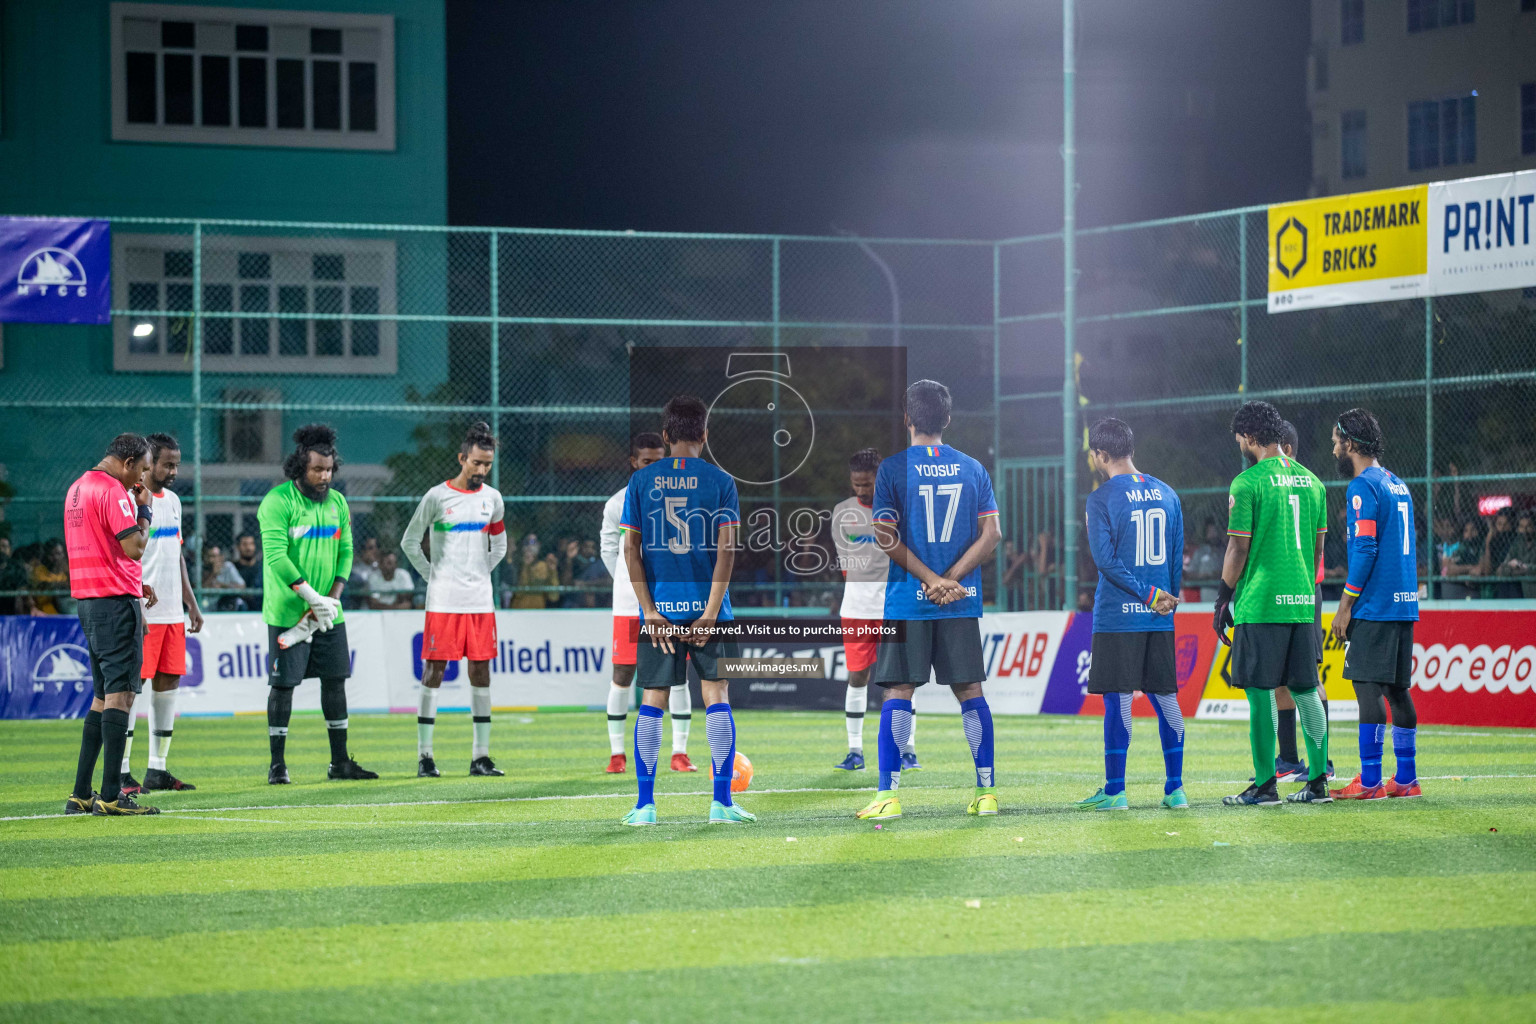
1277, 707, 1299, 764
73, 710, 103, 800
99, 708, 129, 802
268, 686, 293, 766
321, 678, 349, 764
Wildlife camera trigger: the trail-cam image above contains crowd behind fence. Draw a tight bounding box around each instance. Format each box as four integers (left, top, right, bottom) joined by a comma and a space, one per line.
2, 207, 1534, 612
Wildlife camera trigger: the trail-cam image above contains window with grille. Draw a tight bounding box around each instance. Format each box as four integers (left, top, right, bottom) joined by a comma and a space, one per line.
1341, 110, 1367, 179
110, 3, 394, 150
113, 234, 397, 374
1407, 0, 1474, 32
1407, 95, 1476, 172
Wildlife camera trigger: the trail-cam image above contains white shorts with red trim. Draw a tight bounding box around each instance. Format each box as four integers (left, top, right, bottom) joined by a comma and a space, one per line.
422, 611, 497, 662
841, 617, 882, 673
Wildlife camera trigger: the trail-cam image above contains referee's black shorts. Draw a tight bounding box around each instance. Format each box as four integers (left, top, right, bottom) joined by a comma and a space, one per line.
1088, 630, 1177, 694
77, 595, 144, 698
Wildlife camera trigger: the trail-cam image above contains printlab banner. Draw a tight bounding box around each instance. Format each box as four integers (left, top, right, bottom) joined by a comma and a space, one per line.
1428, 169, 1536, 297
0, 217, 112, 324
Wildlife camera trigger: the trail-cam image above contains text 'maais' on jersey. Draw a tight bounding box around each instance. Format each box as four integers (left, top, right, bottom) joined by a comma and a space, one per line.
1343, 465, 1419, 622
1086, 473, 1183, 633
874, 444, 998, 620
141, 489, 186, 624
620, 457, 740, 624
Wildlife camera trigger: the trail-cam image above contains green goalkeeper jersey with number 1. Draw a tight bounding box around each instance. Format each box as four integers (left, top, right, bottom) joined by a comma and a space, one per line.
257, 481, 353, 629
1227, 454, 1327, 624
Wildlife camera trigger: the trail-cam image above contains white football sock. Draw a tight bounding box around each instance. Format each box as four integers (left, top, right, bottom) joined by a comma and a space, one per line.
148, 688, 177, 771
121, 689, 141, 773
845, 684, 867, 753
607, 684, 630, 755
471, 686, 492, 759
417, 685, 437, 757
669, 683, 691, 754
903, 710, 917, 756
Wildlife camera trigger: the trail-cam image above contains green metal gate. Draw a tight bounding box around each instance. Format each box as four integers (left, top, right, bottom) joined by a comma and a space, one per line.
996, 458, 1066, 611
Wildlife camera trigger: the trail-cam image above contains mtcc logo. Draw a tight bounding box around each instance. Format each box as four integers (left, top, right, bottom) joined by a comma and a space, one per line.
31, 643, 92, 695
1274, 217, 1308, 278
17, 247, 89, 297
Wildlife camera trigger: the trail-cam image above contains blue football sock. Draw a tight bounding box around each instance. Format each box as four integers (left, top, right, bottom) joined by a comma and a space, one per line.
706, 703, 736, 806
1358, 723, 1385, 788
879, 699, 911, 792
634, 704, 663, 809
1103, 692, 1130, 797
959, 696, 994, 788
1149, 692, 1185, 794
1392, 726, 1417, 784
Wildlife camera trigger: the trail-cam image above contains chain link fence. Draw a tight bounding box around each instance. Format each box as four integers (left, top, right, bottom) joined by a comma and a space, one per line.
3, 209, 1534, 611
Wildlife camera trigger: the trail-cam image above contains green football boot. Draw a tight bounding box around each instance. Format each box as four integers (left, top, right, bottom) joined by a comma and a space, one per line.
621, 804, 657, 826
1161, 788, 1190, 809
855, 791, 903, 820
967, 787, 998, 816
1076, 787, 1115, 810
709, 800, 756, 824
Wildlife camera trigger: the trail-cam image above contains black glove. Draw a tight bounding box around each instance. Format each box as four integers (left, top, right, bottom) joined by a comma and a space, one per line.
1212, 580, 1235, 646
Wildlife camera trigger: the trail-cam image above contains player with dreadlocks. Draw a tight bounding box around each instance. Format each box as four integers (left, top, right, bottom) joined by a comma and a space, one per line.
258, 424, 378, 784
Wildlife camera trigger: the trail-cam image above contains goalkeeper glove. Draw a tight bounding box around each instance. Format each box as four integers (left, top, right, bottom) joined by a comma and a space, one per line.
292, 581, 341, 631
1212, 580, 1235, 647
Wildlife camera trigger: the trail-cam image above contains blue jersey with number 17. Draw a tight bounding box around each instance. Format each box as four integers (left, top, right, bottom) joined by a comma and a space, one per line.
874, 444, 998, 620
620, 456, 740, 624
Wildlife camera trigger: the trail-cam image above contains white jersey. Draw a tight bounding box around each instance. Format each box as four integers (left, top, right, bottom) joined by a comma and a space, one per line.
831, 496, 888, 620
140, 488, 186, 624
401, 481, 507, 614
601, 487, 639, 617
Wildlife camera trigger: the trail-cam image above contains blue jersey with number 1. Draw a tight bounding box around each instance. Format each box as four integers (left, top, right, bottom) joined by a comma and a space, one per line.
1343, 465, 1418, 622
620, 456, 739, 623
874, 444, 998, 620
1086, 473, 1184, 633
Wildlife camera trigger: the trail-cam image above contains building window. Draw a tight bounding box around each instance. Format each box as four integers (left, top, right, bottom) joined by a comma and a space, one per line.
1340, 0, 1364, 44
1408, 96, 1476, 171
1408, 0, 1474, 32
1341, 110, 1367, 179
110, 3, 395, 150
1314, 50, 1329, 92
1523, 83, 1536, 156
113, 234, 397, 374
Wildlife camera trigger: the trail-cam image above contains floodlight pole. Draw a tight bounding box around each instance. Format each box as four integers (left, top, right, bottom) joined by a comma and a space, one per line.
1061, 0, 1078, 610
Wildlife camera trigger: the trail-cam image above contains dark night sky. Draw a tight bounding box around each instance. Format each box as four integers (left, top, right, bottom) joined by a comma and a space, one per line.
447, 1, 1311, 237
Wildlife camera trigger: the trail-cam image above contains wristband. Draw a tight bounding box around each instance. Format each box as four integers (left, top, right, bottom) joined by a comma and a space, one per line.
136, 505, 153, 524
1215, 579, 1234, 604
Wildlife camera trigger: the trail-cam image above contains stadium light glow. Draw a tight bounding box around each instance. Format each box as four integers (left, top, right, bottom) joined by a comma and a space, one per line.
131, 321, 155, 338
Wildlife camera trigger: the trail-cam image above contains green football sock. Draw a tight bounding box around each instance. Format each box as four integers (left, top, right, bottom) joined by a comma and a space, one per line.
1292, 685, 1330, 780
1245, 689, 1277, 785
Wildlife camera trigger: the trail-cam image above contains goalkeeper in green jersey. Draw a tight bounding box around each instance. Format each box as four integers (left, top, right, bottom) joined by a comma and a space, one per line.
258, 425, 378, 785
1214, 402, 1332, 807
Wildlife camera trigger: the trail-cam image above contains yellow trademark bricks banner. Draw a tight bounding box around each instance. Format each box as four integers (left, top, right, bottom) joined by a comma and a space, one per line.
1267, 184, 1430, 313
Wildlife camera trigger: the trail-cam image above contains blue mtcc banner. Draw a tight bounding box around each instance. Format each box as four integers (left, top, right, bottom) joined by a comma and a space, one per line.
0, 217, 112, 324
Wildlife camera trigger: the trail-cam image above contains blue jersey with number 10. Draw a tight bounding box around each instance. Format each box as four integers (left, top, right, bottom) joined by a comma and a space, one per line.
1086, 473, 1184, 633
620, 456, 740, 624
874, 444, 998, 620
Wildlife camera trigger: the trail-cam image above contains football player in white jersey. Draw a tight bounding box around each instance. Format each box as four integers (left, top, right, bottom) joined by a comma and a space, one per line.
830, 448, 917, 770
598, 433, 696, 773
121, 432, 203, 795
401, 422, 508, 778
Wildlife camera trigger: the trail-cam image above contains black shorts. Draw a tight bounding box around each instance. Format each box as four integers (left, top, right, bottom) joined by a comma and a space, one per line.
78, 596, 144, 698
636, 635, 740, 688
1344, 619, 1415, 687
1232, 622, 1319, 692
267, 622, 352, 688
1088, 630, 1177, 694
873, 617, 986, 687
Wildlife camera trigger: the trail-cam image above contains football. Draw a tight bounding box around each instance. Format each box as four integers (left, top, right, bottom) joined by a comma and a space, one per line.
731, 751, 753, 793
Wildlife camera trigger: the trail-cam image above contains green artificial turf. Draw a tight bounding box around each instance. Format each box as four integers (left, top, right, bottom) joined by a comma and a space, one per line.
1, 710, 1533, 1023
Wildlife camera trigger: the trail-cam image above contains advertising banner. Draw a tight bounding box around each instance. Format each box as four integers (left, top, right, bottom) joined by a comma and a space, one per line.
1052, 610, 1219, 720
0, 217, 112, 324
1267, 184, 1429, 312
1428, 169, 1536, 297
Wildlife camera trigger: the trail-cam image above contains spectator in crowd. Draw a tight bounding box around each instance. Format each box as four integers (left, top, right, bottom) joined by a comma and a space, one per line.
1431, 515, 1460, 599
576, 543, 611, 607
0, 537, 23, 615
233, 533, 263, 611
7, 544, 41, 615
1497, 512, 1536, 600
365, 549, 417, 610
31, 538, 71, 615
1031, 529, 1058, 609
1001, 539, 1032, 611
1481, 510, 1521, 599
1441, 519, 1485, 600
506, 533, 554, 609
557, 537, 592, 608
1186, 520, 1224, 601
202, 544, 246, 611
346, 535, 382, 610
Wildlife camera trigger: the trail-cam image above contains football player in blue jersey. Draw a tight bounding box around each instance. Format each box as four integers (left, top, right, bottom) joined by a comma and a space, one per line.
856, 380, 1002, 821
618, 395, 753, 826
1328, 408, 1422, 800
1075, 418, 1189, 811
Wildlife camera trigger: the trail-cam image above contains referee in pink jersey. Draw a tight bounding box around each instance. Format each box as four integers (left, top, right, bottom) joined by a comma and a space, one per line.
63, 433, 162, 816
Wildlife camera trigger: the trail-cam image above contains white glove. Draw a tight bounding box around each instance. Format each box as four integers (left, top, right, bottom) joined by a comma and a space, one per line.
293, 581, 341, 632
277, 614, 320, 650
